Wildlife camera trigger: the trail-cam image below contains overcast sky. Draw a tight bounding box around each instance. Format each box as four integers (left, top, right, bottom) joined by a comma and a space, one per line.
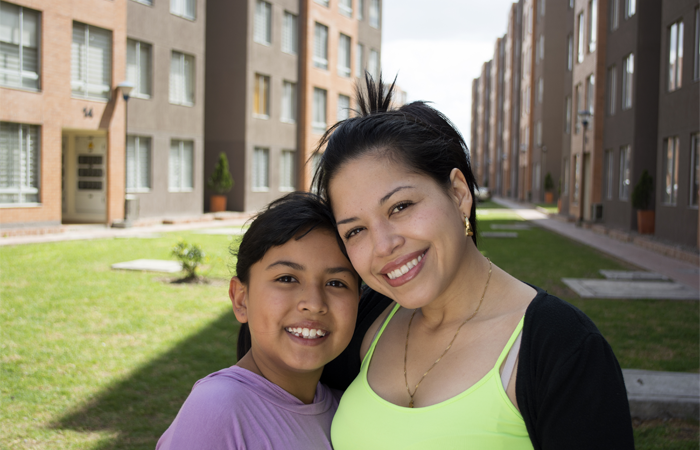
381, 0, 516, 146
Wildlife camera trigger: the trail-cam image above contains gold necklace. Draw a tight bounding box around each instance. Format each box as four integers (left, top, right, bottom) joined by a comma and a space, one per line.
403, 257, 492, 408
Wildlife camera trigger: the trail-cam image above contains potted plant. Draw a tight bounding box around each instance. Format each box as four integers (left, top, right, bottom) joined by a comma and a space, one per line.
544, 172, 555, 204
631, 170, 654, 234
207, 152, 234, 212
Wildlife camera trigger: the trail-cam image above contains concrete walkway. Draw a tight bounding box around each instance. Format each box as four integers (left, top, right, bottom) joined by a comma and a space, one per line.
491, 197, 699, 291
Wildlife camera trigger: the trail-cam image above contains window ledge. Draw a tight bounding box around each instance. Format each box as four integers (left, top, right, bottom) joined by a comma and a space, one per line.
254, 40, 272, 47
254, 114, 270, 120
281, 118, 297, 124
0, 202, 42, 209
279, 187, 295, 192
131, 94, 151, 100
0, 84, 41, 94
168, 188, 195, 193
126, 188, 151, 194
252, 188, 270, 192
171, 12, 196, 21
170, 101, 194, 107
72, 95, 109, 103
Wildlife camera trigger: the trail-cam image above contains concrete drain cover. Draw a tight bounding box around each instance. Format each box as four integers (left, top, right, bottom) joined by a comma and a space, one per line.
194, 227, 246, 235
481, 232, 518, 238
623, 369, 700, 419
491, 224, 531, 230
112, 259, 182, 273
599, 270, 669, 280
561, 278, 699, 300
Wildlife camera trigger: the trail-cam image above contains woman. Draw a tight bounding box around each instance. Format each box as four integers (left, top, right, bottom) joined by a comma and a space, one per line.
317, 76, 634, 449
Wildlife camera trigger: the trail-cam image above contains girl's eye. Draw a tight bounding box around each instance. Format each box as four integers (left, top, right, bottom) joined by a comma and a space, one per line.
390, 201, 413, 215
276, 275, 297, 283
327, 280, 347, 288
344, 227, 364, 240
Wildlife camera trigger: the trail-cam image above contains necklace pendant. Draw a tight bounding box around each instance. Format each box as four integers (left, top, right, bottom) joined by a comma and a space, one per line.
408, 399, 414, 408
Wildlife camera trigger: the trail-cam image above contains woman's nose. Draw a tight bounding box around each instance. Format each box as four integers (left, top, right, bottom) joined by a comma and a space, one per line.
371, 221, 403, 258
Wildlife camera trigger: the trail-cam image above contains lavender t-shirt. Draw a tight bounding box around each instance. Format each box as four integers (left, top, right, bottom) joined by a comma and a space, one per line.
156, 366, 340, 450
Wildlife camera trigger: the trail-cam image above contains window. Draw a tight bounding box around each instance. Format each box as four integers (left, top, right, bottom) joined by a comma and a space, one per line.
369, 0, 380, 28
126, 39, 152, 98
71, 22, 112, 100
533, 163, 541, 190
282, 12, 297, 55
338, 33, 351, 77
254, 0, 271, 45
315, 0, 329, 6
368, 49, 379, 80
170, 0, 195, 20
663, 137, 679, 205
610, 0, 619, 31
312, 87, 327, 134
668, 20, 684, 92
577, 13, 585, 63
355, 43, 364, 77
0, 2, 39, 90
252, 147, 269, 191
538, 0, 545, 17
132, 0, 153, 5
573, 154, 581, 203
170, 51, 194, 106
337, 94, 350, 121
574, 84, 581, 133
279, 149, 295, 191
358, 0, 364, 20
281, 81, 296, 123
521, 125, 529, 152
622, 53, 634, 109
619, 145, 630, 200
567, 34, 573, 71
605, 149, 614, 199
340, 0, 352, 17
313, 23, 328, 70
624, 0, 635, 19
588, 0, 597, 53
695, 8, 699, 80
565, 96, 572, 134
691, 133, 699, 206
126, 136, 151, 192
535, 120, 542, 146
169, 139, 193, 192
253, 73, 270, 118
586, 74, 595, 115
537, 77, 543, 103
607, 65, 616, 115
536, 35, 543, 62
563, 157, 570, 194
523, 84, 530, 113
0, 122, 39, 204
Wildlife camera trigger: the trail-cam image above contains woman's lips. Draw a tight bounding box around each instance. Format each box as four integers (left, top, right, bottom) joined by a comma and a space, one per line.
381, 249, 428, 287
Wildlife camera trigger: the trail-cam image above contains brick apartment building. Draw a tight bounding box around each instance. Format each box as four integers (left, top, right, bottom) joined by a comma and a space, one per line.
205, 0, 382, 212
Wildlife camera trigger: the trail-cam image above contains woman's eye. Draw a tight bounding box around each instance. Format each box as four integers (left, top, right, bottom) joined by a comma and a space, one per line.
327, 280, 347, 288
276, 275, 297, 283
344, 227, 364, 240
391, 201, 413, 215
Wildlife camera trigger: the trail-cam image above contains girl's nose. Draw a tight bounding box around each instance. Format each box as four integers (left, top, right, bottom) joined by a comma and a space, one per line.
298, 285, 328, 314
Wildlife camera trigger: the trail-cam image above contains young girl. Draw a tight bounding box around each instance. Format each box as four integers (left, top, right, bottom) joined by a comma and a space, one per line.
157, 192, 361, 450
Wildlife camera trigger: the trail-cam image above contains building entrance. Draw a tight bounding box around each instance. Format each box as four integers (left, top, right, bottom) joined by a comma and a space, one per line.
61, 131, 108, 223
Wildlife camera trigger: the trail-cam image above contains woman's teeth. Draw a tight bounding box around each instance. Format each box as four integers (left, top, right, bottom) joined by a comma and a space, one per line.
285, 327, 327, 339
386, 254, 423, 280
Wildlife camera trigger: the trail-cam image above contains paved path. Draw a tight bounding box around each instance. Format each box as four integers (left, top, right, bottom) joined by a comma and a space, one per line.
491, 197, 699, 291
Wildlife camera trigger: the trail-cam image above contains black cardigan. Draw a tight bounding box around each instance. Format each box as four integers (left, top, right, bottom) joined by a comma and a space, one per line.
321, 286, 635, 450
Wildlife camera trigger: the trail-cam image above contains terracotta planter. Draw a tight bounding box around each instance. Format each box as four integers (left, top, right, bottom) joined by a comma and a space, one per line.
544, 192, 554, 204
557, 198, 562, 213
637, 210, 655, 235
210, 195, 227, 212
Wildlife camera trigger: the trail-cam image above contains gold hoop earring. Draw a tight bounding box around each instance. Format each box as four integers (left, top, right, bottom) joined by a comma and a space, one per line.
465, 216, 474, 237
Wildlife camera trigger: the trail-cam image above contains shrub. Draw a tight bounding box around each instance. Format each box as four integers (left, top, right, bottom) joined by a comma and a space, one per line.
207, 152, 234, 194
544, 173, 554, 192
632, 170, 654, 210
171, 240, 205, 279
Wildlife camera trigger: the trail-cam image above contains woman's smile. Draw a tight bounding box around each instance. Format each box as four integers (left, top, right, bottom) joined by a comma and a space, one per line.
381, 248, 428, 287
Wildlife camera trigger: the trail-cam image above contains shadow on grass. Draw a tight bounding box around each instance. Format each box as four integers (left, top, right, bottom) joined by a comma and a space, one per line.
50, 311, 239, 450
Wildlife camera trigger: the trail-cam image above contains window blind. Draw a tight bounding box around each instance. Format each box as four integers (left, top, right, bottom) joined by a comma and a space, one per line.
170, 51, 194, 106
313, 23, 328, 69
337, 94, 350, 121
171, 0, 196, 20
126, 39, 152, 97
0, 122, 39, 204
127, 135, 151, 191
281, 81, 296, 123
72, 22, 112, 100
254, 1, 271, 45
280, 149, 295, 191
312, 88, 327, 134
282, 12, 297, 54
355, 43, 363, 77
338, 34, 351, 77
0, 1, 39, 90
169, 139, 193, 191
252, 147, 269, 190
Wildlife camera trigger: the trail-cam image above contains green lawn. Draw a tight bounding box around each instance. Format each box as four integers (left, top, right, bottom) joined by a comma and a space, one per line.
534, 202, 558, 214
1, 214, 698, 449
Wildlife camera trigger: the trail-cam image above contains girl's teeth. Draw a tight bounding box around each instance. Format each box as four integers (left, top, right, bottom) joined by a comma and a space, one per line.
286, 327, 327, 339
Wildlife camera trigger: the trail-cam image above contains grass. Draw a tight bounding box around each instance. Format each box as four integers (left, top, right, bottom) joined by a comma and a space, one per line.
1, 213, 698, 449
534, 202, 558, 214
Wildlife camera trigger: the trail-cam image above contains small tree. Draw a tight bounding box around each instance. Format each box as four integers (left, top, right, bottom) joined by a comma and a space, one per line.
632, 170, 654, 210
171, 240, 205, 280
207, 152, 234, 194
544, 173, 555, 192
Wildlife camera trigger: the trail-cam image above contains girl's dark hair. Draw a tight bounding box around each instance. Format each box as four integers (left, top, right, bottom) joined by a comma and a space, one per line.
311, 73, 479, 244
232, 191, 357, 360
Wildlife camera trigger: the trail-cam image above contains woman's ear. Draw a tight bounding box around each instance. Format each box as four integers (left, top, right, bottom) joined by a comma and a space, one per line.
449, 168, 473, 217
229, 277, 249, 323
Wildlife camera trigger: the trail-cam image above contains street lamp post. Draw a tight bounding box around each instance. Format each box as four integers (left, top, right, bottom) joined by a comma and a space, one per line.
577, 110, 592, 225
116, 81, 134, 227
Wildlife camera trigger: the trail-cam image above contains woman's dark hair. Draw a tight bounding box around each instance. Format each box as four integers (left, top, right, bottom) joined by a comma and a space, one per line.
232, 191, 358, 360
311, 73, 479, 244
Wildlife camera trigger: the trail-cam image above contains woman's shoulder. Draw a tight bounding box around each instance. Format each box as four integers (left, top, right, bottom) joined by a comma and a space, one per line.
524, 286, 602, 339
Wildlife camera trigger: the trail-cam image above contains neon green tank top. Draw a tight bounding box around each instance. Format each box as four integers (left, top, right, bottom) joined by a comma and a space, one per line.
331, 304, 534, 450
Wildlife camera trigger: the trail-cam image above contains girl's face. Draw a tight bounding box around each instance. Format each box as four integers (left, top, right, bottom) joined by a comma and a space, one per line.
329, 155, 472, 309
231, 228, 359, 375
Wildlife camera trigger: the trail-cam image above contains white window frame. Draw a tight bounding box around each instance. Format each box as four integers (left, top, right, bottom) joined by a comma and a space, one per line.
312, 87, 327, 134
588, 0, 597, 53
131, 0, 153, 5
535, 120, 542, 146
610, 0, 619, 31
338, 33, 351, 78
254, 0, 272, 46
537, 77, 543, 103
369, 0, 380, 28
71, 22, 112, 101
622, 53, 634, 110
368, 48, 379, 80
668, 20, 684, 92
605, 149, 614, 199
574, 84, 581, 133
126, 135, 151, 192
358, 0, 364, 20
252, 147, 269, 192
577, 12, 585, 63
586, 74, 595, 115
279, 149, 296, 192
567, 34, 573, 71
565, 96, 572, 134
337, 94, 350, 121
339, 0, 353, 17
691, 133, 699, 207
355, 43, 364, 77
170, 0, 196, 20
282, 11, 297, 55
281, 80, 296, 124
563, 157, 570, 194
663, 137, 679, 205
0, 2, 40, 91
624, 0, 635, 19
126, 38, 152, 99
608, 65, 616, 115
313, 23, 328, 70
253, 73, 270, 119
0, 122, 40, 205
169, 50, 194, 106
169, 139, 194, 192
573, 154, 581, 203
619, 145, 630, 200
314, 0, 329, 7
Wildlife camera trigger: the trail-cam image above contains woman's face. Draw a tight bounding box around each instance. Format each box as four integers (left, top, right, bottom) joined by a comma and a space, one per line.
328, 155, 472, 309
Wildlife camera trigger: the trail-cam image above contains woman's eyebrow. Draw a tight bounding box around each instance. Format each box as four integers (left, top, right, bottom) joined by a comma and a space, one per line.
337, 186, 415, 225
266, 260, 304, 271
